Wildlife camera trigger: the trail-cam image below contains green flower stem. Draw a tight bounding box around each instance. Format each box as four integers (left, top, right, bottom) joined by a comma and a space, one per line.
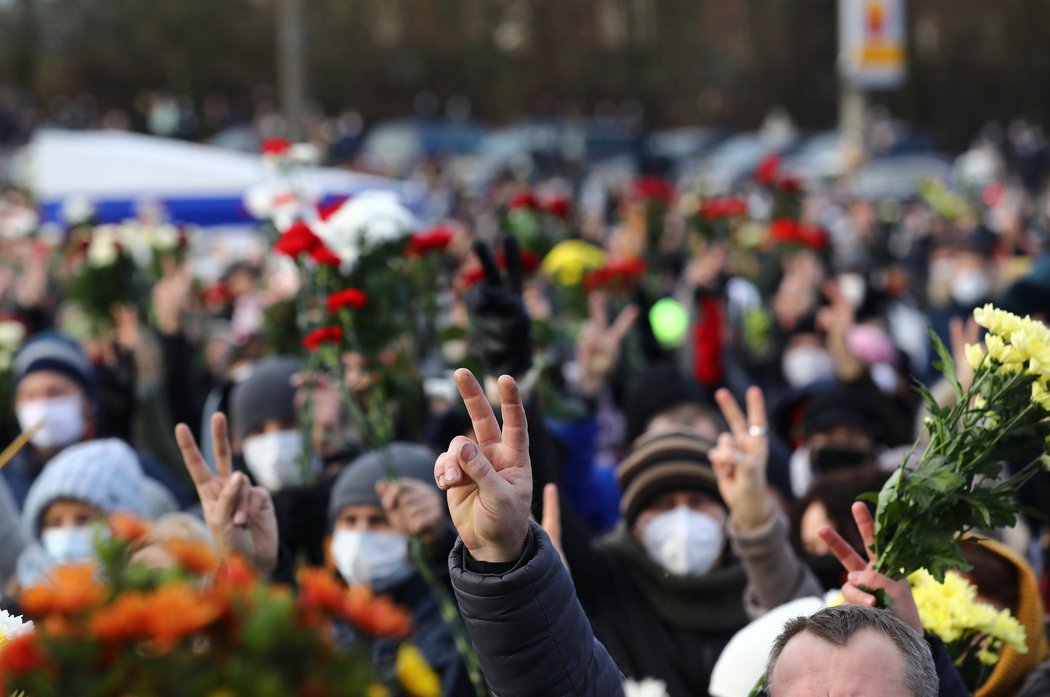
336, 315, 490, 697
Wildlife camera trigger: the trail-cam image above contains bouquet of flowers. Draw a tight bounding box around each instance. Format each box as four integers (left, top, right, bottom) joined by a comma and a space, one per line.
865, 305, 1050, 583
908, 568, 1028, 692
0, 515, 439, 697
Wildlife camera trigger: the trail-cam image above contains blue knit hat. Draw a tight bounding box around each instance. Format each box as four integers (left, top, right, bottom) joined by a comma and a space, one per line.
13, 332, 97, 402
21, 438, 146, 539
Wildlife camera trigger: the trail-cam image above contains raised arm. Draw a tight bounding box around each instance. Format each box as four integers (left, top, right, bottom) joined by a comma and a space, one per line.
437, 369, 624, 697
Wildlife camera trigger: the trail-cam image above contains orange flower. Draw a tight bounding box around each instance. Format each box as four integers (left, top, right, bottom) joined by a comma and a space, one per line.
143, 584, 223, 651
0, 633, 48, 676
89, 592, 152, 644
298, 568, 347, 616
167, 540, 221, 575
108, 513, 150, 544
343, 585, 412, 638
217, 556, 257, 589
20, 564, 104, 616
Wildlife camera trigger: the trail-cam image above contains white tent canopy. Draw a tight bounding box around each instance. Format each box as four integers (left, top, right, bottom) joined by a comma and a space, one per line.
15, 129, 422, 227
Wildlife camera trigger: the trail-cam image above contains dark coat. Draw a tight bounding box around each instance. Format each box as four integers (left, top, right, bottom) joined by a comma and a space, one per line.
449, 522, 625, 697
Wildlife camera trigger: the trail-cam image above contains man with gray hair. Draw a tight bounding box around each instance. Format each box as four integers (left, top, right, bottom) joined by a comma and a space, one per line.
763, 605, 938, 697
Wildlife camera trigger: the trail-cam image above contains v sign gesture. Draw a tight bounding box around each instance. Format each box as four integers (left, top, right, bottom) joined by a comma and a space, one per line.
709, 386, 775, 531
435, 369, 532, 564
175, 414, 279, 573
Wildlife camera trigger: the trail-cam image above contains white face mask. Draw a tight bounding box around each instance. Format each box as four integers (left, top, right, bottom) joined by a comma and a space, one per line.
838, 273, 866, 310
41, 526, 96, 564
782, 345, 835, 388
330, 529, 413, 590
949, 270, 990, 307
641, 506, 725, 577
242, 429, 308, 491
16, 396, 87, 451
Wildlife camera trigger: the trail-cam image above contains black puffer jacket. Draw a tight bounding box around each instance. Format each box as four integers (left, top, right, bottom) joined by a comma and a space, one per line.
449, 522, 625, 697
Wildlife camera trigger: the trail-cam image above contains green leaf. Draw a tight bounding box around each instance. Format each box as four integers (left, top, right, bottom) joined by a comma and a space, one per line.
929, 328, 963, 402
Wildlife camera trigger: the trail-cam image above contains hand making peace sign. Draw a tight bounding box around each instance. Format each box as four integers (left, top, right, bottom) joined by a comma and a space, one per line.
435, 369, 532, 564
175, 414, 279, 573
709, 386, 775, 531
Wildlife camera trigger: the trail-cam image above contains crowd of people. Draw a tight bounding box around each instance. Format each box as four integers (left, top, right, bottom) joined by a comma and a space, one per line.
0, 111, 1049, 697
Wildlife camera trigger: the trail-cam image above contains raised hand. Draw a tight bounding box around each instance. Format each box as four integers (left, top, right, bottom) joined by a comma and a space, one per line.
377, 478, 446, 543
538, 483, 569, 571
175, 413, 279, 573
434, 369, 532, 563
709, 386, 774, 531
466, 238, 533, 377
575, 292, 638, 396
818, 501, 923, 634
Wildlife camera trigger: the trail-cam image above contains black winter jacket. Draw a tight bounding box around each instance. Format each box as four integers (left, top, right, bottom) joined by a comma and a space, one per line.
449, 522, 625, 697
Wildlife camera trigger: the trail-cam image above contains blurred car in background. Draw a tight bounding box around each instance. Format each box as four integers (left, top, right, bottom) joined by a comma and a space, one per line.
358, 119, 486, 177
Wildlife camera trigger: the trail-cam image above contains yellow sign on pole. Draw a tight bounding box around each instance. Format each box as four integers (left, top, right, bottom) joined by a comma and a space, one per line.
839, 0, 907, 89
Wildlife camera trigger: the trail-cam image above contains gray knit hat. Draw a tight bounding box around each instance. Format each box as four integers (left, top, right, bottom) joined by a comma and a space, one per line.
328, 442, 437, 524
229, 357, 301, 440
21, 438, 146, 539
14, 331, 97, 402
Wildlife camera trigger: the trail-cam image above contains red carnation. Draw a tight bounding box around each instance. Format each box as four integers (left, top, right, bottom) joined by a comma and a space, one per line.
702, 197, 749, 220
544, 195, 572, 219
770, 218, 800, 244
327, 288, 368, 314
755, 155, 781, 185
262, 138, 292, 156
302, 325, 344, 352
509, 192, 541, 211
274, 221, 322, 259
583, 257, 648, 293
310, 244, 342, 267
633, 176, 675, 204
462, 249, 541, 287
777, 176, 803, 193
407, 227, 454, 256
797, 223, 828, 250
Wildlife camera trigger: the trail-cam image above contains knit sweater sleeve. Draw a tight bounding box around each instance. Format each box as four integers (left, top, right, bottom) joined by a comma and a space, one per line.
0, 476, 26, 586
449, 522, 625, 697
728, 510, 822, 619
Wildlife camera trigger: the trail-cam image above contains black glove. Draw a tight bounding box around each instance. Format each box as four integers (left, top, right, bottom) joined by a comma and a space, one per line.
466, 237, 534, 376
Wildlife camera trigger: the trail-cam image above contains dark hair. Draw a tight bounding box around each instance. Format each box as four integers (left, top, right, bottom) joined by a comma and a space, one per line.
765, 605, 937, 697
789, 466, 889, 556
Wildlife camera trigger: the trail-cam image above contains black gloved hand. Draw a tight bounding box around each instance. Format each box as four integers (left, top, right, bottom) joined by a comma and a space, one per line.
466, 237, 534, 376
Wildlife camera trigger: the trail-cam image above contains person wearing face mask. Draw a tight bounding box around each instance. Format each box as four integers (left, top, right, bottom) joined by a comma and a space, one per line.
533, 386, 821, 697
229, 357, 358, 575
325, 443, 471, 696
2, 332, 189, 510
11, 438, 147, 590
785, 385, 887, 497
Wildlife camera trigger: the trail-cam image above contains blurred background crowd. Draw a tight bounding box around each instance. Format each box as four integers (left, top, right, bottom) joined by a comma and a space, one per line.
0, 1, 1048, 696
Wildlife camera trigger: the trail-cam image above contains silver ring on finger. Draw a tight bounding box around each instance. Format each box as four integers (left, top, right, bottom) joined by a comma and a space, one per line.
748, 425, 768, 437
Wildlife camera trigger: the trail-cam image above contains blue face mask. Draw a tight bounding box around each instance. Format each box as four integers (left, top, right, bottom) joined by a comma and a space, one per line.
40, 526, 96, 564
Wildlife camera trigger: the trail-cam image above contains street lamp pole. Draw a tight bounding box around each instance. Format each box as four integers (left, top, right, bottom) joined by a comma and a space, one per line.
276, 0, 306, 140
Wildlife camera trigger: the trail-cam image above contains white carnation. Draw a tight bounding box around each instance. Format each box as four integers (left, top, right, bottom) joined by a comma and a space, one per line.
0, 609, 33, 642
316, 191, 416, 269
87, 226, 121, 267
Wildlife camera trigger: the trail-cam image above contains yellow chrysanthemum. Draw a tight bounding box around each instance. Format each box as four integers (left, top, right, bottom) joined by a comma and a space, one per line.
964, 343, 986, 371
975, 304, 1025, 340
908, 569, 1028, 655
367, 684, 391, 697
1032, 382, 1050, 413
541, 240, 606, 287
396, 644, 442, 697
